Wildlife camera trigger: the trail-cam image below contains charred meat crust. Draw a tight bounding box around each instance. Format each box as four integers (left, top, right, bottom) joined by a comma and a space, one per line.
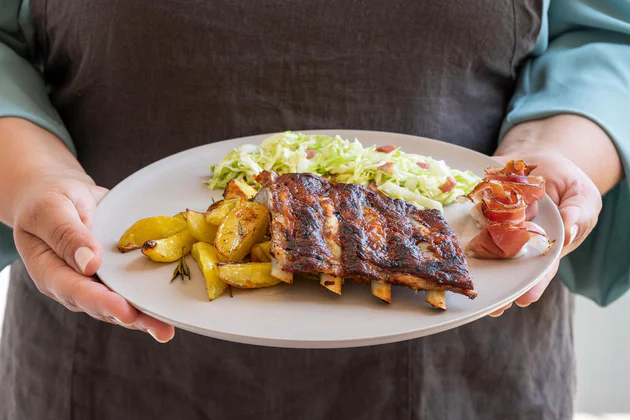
258, 173, 476, 299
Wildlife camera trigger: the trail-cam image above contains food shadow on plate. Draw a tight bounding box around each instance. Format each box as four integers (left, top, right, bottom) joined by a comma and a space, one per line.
228, 277, 451, 315
122, 249, 165, 272
169, 255, 214, 302
119, 250, 208, 301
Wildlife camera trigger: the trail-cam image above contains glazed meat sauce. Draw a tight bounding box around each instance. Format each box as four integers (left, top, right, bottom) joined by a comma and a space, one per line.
255, 173, 476, 298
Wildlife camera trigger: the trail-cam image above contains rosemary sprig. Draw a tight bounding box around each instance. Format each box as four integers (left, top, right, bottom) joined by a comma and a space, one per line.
237, 221, 243, 236
228, 285, 233, 298
170, 254, 191, 283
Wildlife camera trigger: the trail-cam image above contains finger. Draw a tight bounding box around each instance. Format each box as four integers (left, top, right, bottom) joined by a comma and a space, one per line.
16, 227, 126, 316
91, 186, 109, 202
20, 189, 103, 276
557, 181, 601, 256
133, 312, 176, 343
74, 185, 109, 229
62, 273, 175, 341
489, 302, 513, 317
15, 229, 175, 343
515, 259, 560, 307
558, 201, 582, 249
78, 282, 175, 342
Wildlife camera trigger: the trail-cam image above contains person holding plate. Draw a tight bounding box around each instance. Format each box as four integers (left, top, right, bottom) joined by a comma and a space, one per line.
0, 1, 628, 419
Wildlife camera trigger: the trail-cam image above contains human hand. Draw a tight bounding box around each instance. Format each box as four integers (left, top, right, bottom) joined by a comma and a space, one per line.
11, 167, 175, 342
488, 152, 602, 316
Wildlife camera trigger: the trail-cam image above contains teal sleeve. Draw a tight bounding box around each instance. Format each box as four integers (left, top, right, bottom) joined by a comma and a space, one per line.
501, 0, 630, 306
0, 0, 75, 271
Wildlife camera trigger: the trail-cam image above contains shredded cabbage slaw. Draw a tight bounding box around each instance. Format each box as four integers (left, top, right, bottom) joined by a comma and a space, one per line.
206, 132, 480, 211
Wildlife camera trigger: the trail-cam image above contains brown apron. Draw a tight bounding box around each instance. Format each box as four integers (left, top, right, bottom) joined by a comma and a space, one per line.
1, 1, 575, 419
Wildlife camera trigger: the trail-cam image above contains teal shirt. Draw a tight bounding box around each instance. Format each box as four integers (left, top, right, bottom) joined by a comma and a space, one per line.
1, 0, 629, 305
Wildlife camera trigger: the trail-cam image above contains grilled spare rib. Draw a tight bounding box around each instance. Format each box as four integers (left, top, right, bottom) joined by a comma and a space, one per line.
254, 171, 477, 299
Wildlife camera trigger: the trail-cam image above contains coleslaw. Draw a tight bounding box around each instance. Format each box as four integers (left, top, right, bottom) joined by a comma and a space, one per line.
206, 132, 480, 211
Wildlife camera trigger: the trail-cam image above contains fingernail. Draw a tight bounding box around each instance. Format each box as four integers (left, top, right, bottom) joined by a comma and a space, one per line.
113, 317, 133, 328
569, 225, 579, 245
147, 329, 169, 344
75, 247, 94, 274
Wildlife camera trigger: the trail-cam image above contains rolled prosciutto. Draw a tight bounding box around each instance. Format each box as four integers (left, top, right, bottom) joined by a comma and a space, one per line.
467, 181, 527, 228
466, 221, 555, 259
483, 160, 545, 220
466, 160, 554, 259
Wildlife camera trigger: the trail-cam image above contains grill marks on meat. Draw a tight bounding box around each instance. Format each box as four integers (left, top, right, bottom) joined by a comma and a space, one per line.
320, 197, 343, 272
256, 173, 476, 298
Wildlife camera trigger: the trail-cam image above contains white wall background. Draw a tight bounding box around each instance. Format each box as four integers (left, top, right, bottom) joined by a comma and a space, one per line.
575, 290, 630, 413
1, 266, 629, 417
0, 267, 8, 341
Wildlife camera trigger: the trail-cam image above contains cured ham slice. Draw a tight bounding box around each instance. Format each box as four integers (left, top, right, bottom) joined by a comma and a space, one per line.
439, 176, 457, 193
466, 222, 555, 259
484, 159, 534, 179
467, 181, 527, 227
466, 159, 555, 259
483, 160, 545, 220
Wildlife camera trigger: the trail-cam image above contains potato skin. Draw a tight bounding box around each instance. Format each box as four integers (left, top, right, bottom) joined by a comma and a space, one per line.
250, 241, 272, 262
186, 209, 218, 243
223, 179, 258, 200
118, 216, 187, 252
206, 199, 241, 226
214, 202, 270, 262
141, 229, 197, 262
191, 242, 228, 300
217, 262, 282, 288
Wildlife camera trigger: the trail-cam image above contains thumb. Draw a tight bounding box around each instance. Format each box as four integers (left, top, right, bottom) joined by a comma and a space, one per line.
558, 193, 596, 256
20, 187, 104, 276
559, 203, 580, 249
74, 185, 109, 230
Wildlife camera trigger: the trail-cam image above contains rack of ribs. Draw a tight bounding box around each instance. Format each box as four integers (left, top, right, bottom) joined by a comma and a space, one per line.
253, 171, 477, 308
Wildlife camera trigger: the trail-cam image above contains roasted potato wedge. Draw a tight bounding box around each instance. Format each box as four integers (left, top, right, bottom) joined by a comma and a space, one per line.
141, 229, 197, 262
250, 241, 272, 262
174, 212, 187, 221
223, 179, 258, 200
186, 209, 218, 243
191, 242, 228, 300
206, 198, 241, 226
214, 201, 270, 262
118, 216, 187, 252
217, 262, 282, 288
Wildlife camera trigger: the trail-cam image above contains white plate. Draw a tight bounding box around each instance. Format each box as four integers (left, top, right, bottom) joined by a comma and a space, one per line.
93, 130, 563, 348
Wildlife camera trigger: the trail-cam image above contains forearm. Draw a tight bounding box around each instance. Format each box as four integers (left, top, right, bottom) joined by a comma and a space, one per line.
496, 115, 624, 195
0, 117, 88, 226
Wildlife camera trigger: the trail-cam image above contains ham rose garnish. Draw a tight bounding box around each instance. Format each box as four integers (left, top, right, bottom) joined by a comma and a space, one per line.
466, 222, 555, 259
467, 181, 526, 227
483, 159, 545, 220
465, 160, 554, 259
